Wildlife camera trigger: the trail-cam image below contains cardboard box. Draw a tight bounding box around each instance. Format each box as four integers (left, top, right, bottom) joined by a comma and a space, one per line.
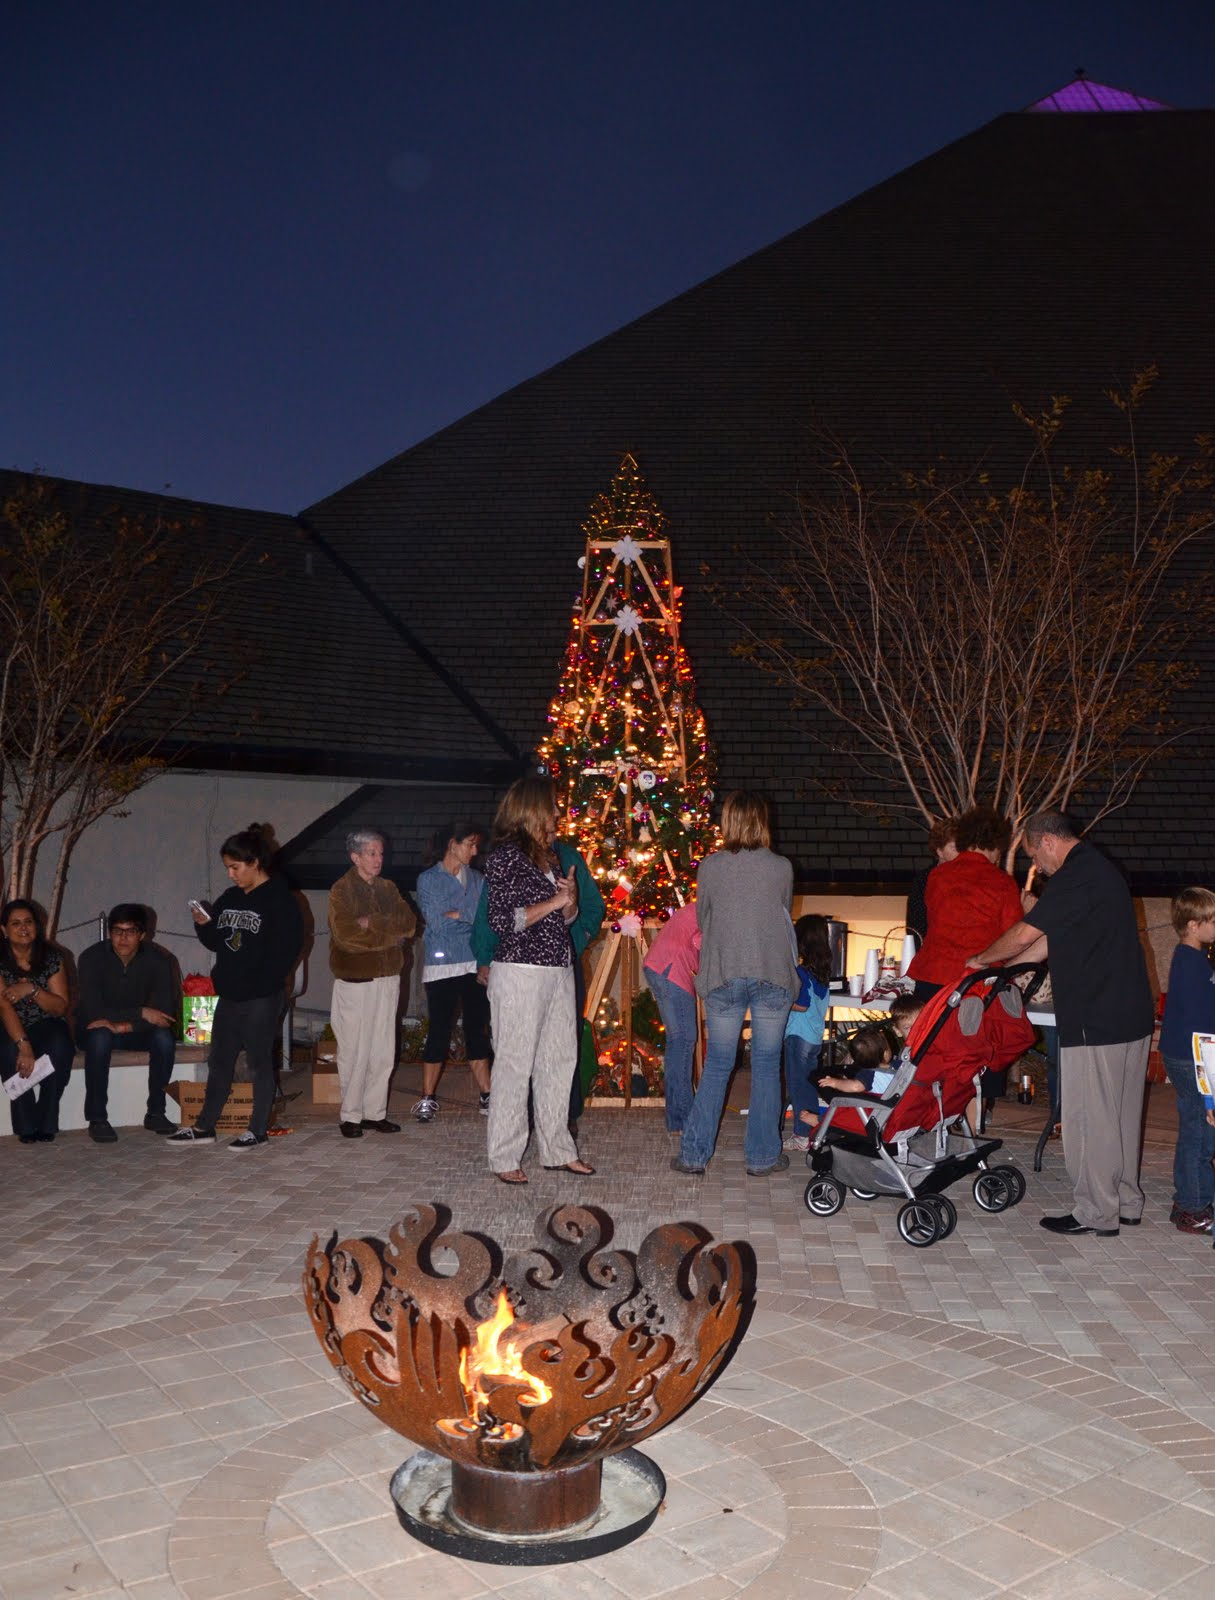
182, 995, 218, 1045
167, 1079, 278, 1134
311, 1072, 342, 1105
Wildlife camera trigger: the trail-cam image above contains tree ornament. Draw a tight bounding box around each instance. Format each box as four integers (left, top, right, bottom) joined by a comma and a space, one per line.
638, 770, 656, 790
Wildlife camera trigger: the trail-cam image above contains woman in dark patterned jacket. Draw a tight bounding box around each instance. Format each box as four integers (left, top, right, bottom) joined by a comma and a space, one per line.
0, 899, 74, 1143
483, 777, 595, 1183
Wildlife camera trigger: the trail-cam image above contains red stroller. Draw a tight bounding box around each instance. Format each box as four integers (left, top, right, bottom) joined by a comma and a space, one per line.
803, 966, 1041, 1247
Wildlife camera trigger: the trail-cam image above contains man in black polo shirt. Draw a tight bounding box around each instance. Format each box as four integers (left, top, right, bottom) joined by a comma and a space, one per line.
78, 903, 179, 1142
968, 810, 1153, 1237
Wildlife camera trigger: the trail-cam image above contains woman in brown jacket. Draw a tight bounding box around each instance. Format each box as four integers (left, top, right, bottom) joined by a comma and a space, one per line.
328, 829, 417, 1138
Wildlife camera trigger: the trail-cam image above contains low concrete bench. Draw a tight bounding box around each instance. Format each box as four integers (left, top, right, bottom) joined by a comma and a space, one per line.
2, 1045, 210, 1136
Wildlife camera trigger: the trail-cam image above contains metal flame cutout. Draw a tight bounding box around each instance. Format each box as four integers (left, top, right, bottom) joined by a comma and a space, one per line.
303, 1204, 751, 1472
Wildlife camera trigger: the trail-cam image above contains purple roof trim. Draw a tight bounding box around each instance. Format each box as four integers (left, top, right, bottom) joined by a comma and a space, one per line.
1027, 80, 1171, 113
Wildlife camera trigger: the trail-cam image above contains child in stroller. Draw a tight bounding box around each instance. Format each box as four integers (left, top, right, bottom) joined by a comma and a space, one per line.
802, 966, 1038, 1247
798, 995, 922, 1133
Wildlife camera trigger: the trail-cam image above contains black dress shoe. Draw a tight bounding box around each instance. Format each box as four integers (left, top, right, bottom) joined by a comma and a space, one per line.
339, 1121, 363, 1138
360, 1118, 401, 1133
1040, 1212, 1119, 1237
144, 1112, 175, 1135
89, 1120, 118, 1143
1119, 1215, 1142, 1226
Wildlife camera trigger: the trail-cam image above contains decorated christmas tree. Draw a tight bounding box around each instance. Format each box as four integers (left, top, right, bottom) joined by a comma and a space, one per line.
537, 454, 718, 932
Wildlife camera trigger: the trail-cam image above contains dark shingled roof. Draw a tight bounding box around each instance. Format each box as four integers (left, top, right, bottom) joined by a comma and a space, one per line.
0, 470, 524, 786
301, 106, 1215, 892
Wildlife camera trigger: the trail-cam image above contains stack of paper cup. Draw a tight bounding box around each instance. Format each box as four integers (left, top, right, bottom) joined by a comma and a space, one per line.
863, 948, 880, 992
899, 932, 918, 975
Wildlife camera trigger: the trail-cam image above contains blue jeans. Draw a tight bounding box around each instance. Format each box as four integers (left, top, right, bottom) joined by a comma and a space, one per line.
783, 1033, 822, 1130
83, 1025, 177, 1121
1163, 1053, 1215, 1214
1, 1017, 74, 1139
679, 978, 792, 1171
646, 965, 698, 1132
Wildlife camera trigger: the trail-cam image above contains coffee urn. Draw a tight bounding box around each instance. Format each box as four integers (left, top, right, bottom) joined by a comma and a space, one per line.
824, 918, 848, 984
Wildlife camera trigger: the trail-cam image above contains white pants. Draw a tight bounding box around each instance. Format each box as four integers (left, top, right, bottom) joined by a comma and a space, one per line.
486, 963, 578, 1171
331, 975, 400, 1124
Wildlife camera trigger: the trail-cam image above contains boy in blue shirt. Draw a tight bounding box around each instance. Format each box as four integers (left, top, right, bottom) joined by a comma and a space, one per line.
1159, 886, 1215, 1234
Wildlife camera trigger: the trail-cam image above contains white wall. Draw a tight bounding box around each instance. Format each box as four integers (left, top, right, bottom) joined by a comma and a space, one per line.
793, 893, 907, 982
41, 770, 359, 1006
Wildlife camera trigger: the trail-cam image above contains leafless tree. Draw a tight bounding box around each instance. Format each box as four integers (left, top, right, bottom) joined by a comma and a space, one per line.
0, 477, 246, 931
723, 372, 1215, 862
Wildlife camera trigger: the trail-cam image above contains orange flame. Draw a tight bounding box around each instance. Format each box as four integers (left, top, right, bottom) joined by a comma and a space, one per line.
459, 1288, 552, 1421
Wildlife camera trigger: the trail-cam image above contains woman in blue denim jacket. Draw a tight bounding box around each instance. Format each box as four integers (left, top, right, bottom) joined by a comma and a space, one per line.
414, 821, 492, 1122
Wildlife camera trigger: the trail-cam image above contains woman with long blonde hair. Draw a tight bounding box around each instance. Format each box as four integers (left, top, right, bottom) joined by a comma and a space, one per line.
673, 791, 798, 1177
482, 776, 594, 1183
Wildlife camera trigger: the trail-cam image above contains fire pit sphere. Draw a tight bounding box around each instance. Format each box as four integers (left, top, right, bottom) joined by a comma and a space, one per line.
303, 1202, 754, 1563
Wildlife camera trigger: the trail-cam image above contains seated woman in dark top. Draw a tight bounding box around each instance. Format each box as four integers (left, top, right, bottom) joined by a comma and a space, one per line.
0, 899, 75, 1144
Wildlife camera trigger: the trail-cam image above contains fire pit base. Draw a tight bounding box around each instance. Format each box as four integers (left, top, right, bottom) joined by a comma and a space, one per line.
389, 1448, 666, 1566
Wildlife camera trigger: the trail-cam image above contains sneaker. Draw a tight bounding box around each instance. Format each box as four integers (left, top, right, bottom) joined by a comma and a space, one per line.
1174, 1209, 1213, 1235
412, 1096, 438, 1123
88, 1120, 118, 1143
166, 1126, 215, 1146
229, 1131, 269, 1151
478, 1092, 491, 1116
143, 1111, 175, 1135
783, 1133, 810, 1152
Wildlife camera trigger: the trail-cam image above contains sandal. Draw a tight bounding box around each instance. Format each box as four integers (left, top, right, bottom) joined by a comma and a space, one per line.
496, 1169, 528, 1185
544, 1160, 595, 1175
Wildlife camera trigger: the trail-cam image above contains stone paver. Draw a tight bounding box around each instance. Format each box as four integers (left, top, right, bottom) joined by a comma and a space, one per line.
0, 1069, 1212, 1597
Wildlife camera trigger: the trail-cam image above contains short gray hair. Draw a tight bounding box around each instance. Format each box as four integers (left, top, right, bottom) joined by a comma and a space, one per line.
346, 828, 386, 855
1023, 809, 1076, 847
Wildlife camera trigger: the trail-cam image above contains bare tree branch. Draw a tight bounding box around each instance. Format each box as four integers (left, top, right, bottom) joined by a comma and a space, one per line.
714, 374, 1215, 864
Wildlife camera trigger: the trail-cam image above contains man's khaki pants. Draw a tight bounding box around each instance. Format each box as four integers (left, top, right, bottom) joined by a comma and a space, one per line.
332, 975, 400, 1124
1060, 1035, 1151, 1231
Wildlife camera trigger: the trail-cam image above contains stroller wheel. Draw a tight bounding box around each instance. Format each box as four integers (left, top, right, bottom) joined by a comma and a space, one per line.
989, 1164, 1026, 1205
897, 1200, 942, 1247
804, 1176, 845, 1217
973, 1170, 1013, 1212
850, 1188, 879, 1201
925, 1193, 958, 1238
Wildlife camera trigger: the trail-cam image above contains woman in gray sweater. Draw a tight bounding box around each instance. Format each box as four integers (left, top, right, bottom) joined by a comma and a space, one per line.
673, 792, 798, 1176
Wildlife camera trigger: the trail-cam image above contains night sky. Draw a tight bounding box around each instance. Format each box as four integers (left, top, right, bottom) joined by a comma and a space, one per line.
5, 1, 1213, 513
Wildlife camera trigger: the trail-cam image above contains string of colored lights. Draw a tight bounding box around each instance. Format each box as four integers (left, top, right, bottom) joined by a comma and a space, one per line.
537, 453, 718, 926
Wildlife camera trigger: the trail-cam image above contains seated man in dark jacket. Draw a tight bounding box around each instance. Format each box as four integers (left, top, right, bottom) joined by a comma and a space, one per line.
78, 903, 178, 1142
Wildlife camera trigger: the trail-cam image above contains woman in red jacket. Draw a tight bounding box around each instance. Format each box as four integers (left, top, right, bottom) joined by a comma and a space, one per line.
907, 806, 1022, 1002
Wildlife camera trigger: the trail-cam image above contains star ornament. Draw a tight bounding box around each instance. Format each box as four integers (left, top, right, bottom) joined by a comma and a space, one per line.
612, 534, 643, 565
614, 604, 643, 635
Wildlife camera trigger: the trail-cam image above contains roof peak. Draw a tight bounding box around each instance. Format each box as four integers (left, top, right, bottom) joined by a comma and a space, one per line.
1026, 75, 1172, 113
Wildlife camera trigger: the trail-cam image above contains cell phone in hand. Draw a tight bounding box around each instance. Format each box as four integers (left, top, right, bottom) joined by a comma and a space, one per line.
188, 899, 211, 922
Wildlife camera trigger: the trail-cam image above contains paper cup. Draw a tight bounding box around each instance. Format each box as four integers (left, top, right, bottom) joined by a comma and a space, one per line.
848, 975, 864, 997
